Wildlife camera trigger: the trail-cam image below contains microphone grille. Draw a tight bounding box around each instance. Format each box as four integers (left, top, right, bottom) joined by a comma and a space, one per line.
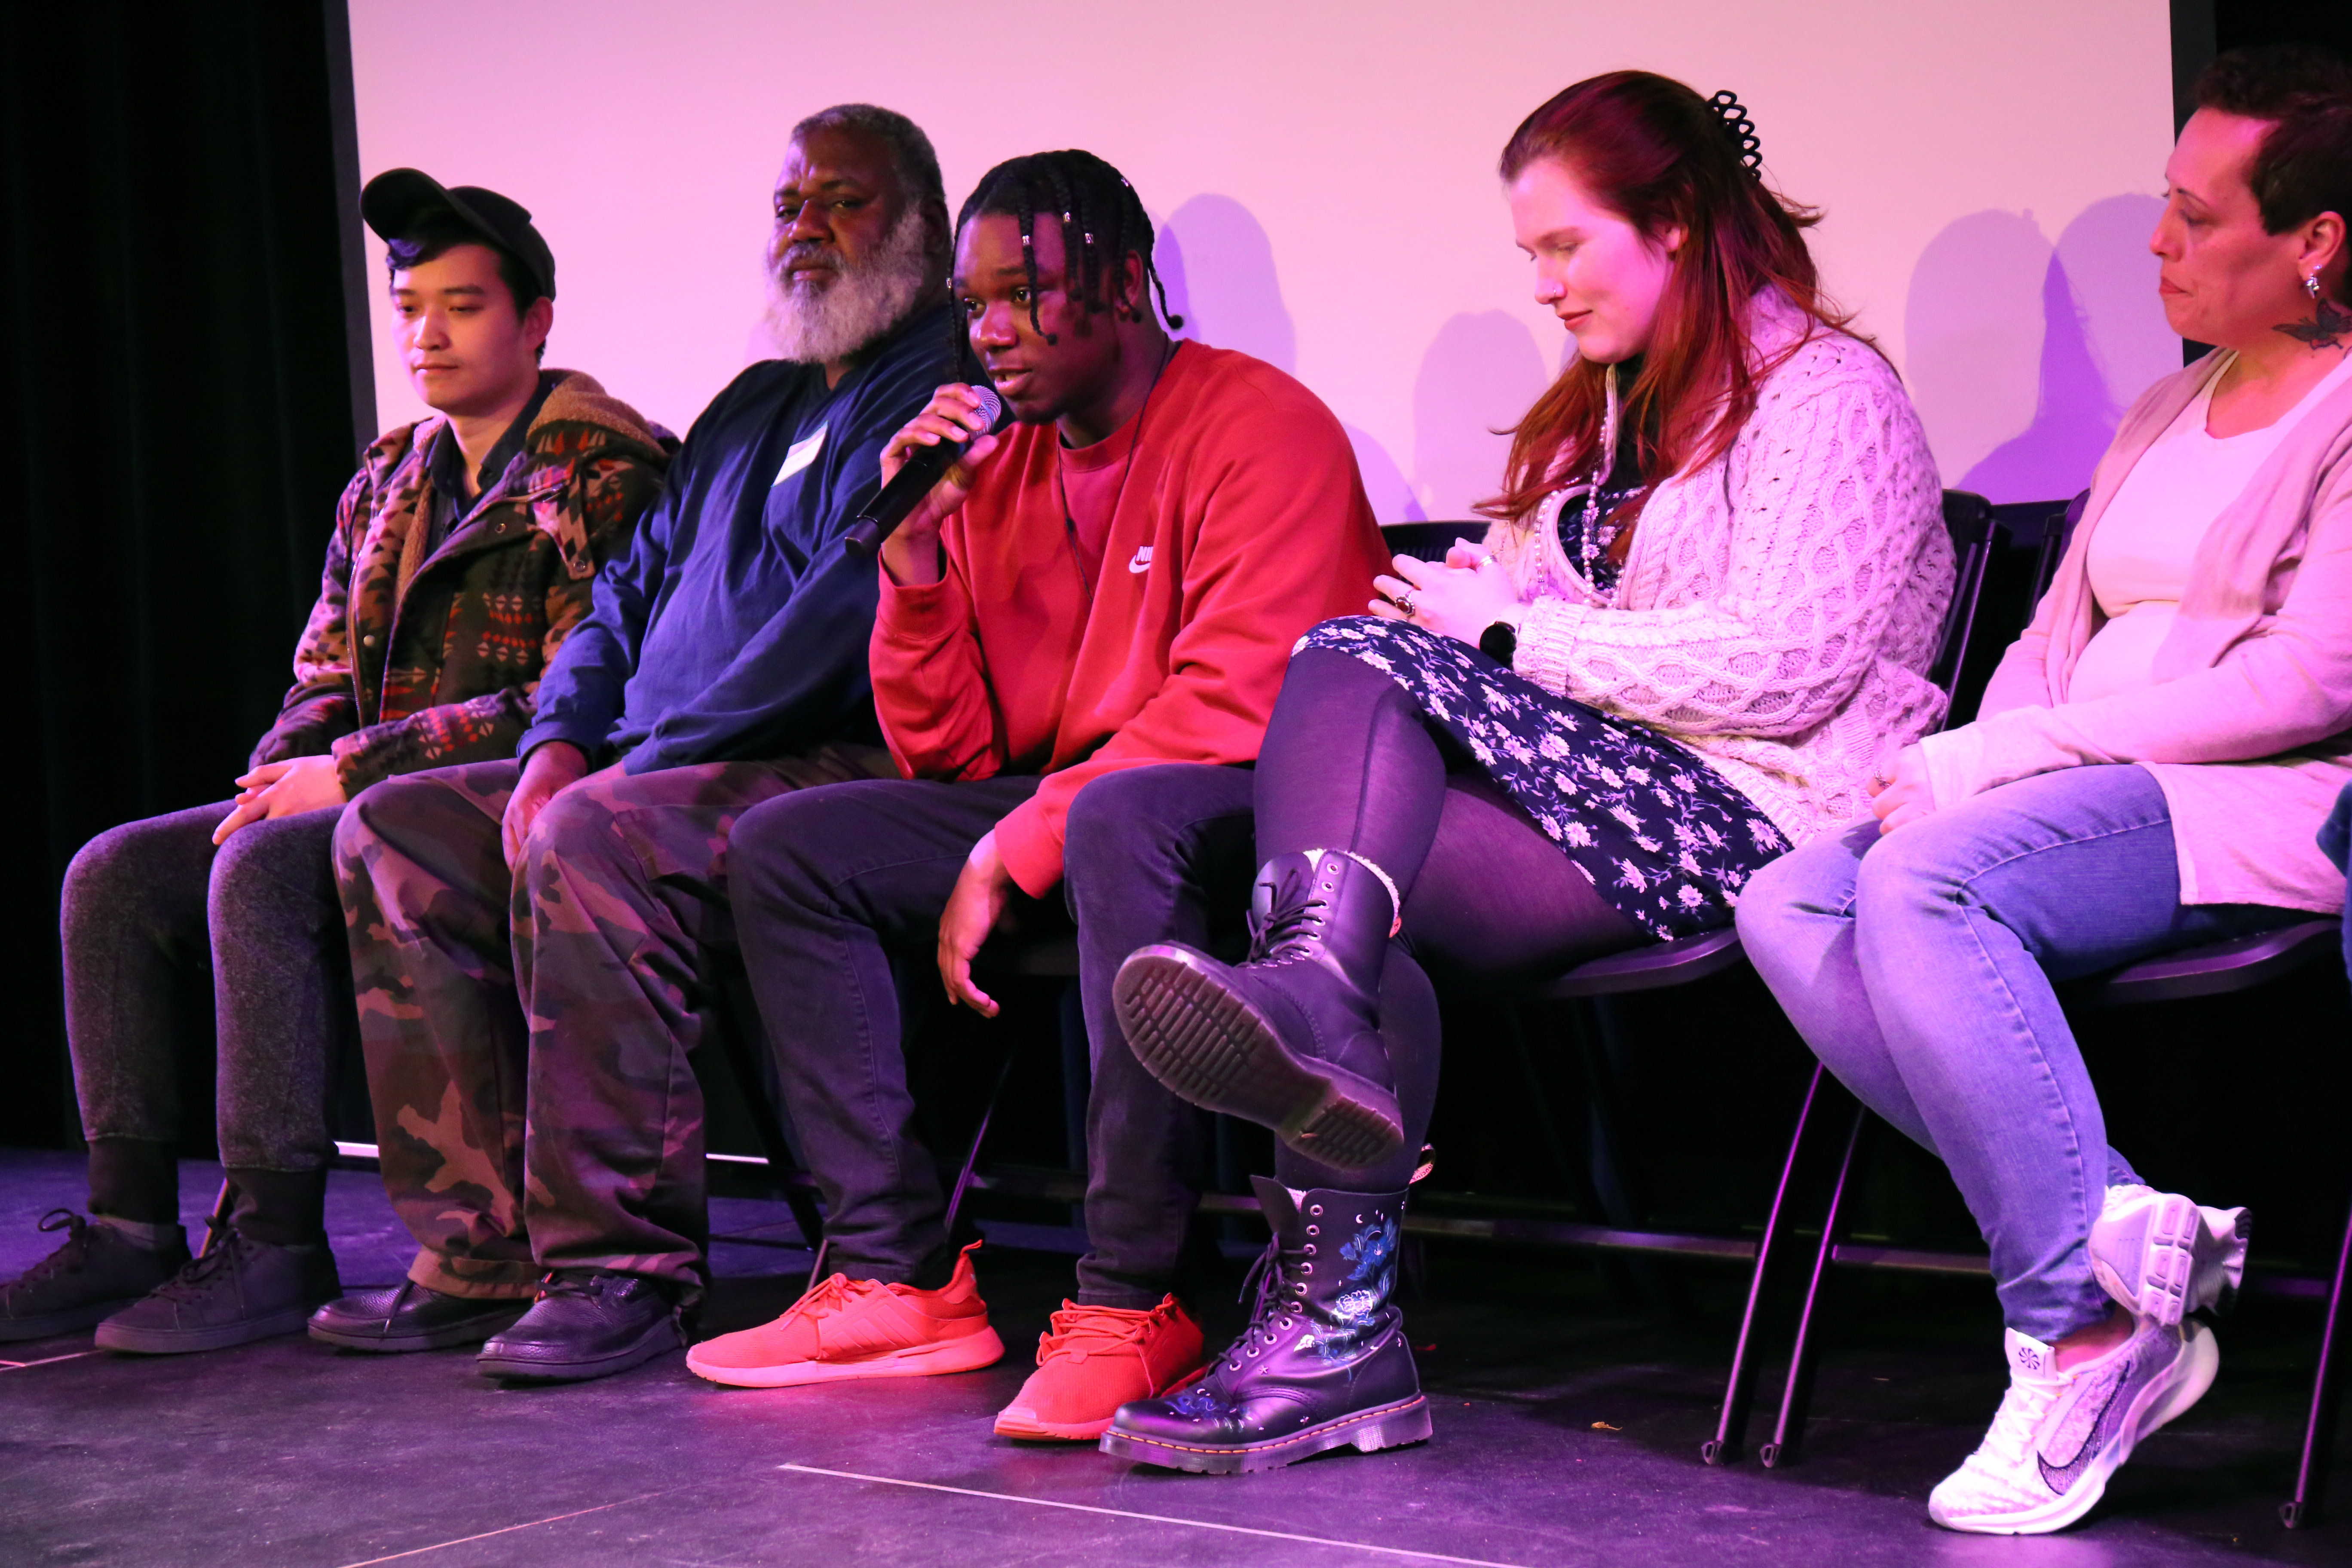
973, 385, 1005, 429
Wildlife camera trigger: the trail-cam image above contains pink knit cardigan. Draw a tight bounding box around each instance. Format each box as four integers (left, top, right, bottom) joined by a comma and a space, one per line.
1920, 349, 2352, 911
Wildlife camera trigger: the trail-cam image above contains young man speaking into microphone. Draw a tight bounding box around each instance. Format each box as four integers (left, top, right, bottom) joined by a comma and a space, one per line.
696, 150, 1390, 1443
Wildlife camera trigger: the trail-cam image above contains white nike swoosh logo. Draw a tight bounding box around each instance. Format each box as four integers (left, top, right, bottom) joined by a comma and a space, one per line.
1127, 546, 1154, 574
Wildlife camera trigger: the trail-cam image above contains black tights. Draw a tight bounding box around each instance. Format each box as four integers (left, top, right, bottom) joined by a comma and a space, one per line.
1256, 649, 1645, 1193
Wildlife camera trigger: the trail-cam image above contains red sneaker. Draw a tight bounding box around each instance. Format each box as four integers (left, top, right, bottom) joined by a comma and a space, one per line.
993, 1295, 1207, 1440
686, 1241, 1003, 1389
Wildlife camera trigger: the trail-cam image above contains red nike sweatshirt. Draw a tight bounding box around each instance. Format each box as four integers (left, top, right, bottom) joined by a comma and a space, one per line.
871, 341, 1388, 895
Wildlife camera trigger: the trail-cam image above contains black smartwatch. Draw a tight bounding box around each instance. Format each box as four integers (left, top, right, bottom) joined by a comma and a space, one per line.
1478, 619, 1518, 665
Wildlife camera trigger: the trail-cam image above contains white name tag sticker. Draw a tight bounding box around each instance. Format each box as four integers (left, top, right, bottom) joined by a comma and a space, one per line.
774, 425, 828, 486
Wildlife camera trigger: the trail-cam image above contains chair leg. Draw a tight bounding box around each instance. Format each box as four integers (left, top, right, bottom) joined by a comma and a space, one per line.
1057, 980, 1090, 1230
1514, 1002, 1611, 1223
1578, 997, 1684, 1311
1705, 1063, 1844, 1465
714, 968, 828, 1249
942, 1044, 1021, 1237
1577, 998, 1647, 1230
1760, 1106, 1869, 1469
197, 1178, 235, 1256
778, 1184, 827, 1256
2282, 1186, 2352, 1528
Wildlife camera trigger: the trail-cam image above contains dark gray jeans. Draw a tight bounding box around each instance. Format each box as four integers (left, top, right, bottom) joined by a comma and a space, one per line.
732, 771, 1255, 1310
61, 800, 353, 1223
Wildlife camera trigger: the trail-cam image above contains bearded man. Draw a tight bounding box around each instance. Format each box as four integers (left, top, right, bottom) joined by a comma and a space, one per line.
312, 105, 959, 1384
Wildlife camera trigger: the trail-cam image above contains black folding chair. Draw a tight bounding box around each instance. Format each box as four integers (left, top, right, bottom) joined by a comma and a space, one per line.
1683, 489, 2000, 1462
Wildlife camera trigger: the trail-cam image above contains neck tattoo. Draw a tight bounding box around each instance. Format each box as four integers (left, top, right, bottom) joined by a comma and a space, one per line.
2277, 277, 2351, 352
1056, 337, 1176, 598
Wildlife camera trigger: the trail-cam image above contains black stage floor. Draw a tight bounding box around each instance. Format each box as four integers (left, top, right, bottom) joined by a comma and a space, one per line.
0, 1146, 2342, 1566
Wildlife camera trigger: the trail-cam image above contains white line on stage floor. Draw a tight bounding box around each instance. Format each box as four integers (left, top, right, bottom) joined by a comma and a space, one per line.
778, 1462, 1533, 1566
334, 1488, 698, 1567
0, 1350, 98, 1373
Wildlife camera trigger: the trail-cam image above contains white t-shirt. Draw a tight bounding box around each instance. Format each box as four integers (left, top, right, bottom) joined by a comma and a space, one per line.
2071, 350, 2352, 704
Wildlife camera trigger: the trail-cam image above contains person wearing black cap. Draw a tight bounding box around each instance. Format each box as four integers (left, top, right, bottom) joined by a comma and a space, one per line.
0, 172, 670, 1356
318, 104, 962, 1382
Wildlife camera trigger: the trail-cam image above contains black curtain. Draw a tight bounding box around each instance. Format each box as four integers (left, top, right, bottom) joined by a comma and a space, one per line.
0, 3, 360, 1148
2214, 0, 2352, 63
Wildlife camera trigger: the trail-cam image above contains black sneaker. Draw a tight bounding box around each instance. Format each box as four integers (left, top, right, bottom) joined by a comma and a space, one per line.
0, 1210, 189, 1342
310, 1281, 530, 1352
476, 1270, 683, 1383
94, 1225, 342, 1354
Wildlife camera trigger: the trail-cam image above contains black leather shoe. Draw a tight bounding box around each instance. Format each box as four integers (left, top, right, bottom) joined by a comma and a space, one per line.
94, 1225, 341, 1355
0, 1210, 189, 1342
309, 1281, 530, 1352
1116, 850, 1405, 1169
1102, 1176, 1430, 1473
476, 1271, 683, 1383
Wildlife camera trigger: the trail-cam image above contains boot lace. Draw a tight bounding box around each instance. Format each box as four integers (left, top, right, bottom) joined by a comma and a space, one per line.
151, 1218, 243, 1303
533, 1270, 597, 1302
534, 1269, 663, 1306
1213, 1237, 1311, 1372
11, 1210, 95, 1287
1246, 863, 1332, 968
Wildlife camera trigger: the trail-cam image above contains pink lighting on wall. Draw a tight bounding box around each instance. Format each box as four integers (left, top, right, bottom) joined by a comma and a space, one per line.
351, 0, 2177, 511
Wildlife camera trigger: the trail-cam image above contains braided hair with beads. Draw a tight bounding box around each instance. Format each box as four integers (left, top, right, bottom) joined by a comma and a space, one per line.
952, 150, 1184, 347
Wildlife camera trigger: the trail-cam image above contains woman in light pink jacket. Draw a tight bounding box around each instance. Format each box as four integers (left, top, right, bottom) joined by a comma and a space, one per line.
1740, 46, 2352, 1539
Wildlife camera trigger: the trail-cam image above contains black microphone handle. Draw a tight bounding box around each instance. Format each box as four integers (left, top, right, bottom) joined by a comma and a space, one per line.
843, 439, 960, 557
843, 387, 1010, 558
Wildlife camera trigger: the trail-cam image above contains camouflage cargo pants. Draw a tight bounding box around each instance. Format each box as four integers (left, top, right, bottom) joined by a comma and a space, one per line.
333, 746, 896, 1299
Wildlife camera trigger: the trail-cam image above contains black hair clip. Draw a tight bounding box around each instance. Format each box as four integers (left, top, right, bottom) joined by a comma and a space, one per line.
1708, 90, 1764, 177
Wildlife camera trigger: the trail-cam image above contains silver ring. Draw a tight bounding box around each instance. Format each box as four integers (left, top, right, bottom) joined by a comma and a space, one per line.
1469, 549, 1496, 568
1393, 592, 1418, 618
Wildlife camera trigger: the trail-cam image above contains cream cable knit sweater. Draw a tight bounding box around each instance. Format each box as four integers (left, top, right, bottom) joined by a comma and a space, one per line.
1484, 303, 1951, 843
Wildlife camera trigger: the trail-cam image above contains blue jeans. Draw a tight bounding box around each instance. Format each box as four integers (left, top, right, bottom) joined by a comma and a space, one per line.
1738, 764, 2292, 1341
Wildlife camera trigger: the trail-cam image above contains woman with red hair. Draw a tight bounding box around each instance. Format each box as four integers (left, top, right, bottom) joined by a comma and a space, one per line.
1099, 70, 1951, 1473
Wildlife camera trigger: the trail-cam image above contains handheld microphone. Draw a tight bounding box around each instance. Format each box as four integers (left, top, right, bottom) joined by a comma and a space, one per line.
843, 386, 1012, 557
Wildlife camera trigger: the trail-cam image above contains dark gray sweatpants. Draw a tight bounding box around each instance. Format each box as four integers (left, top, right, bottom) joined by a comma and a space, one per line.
61, 801, 353, 1208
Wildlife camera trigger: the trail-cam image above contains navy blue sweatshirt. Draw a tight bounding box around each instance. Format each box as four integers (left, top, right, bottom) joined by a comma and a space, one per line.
521, 306, 958, 772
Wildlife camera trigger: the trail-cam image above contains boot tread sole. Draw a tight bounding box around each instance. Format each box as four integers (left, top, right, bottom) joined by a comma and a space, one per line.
2091, 1195, 2251, 1327
1116, 948, 1401, 1170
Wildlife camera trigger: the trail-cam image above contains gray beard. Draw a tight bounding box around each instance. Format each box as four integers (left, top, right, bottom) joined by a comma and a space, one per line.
763, 205, 934, 365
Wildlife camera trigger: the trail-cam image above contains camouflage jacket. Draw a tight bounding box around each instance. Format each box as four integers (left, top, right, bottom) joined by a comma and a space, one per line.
251, 371, 670, 792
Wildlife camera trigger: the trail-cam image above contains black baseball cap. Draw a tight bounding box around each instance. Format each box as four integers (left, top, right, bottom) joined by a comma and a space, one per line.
361, 168, 556, 301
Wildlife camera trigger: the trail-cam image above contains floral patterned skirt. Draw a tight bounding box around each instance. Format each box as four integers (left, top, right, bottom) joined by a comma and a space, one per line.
1300, 617, 1789, 941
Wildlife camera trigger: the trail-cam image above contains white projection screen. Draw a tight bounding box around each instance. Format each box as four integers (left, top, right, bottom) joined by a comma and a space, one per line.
349, 0, 2178, 516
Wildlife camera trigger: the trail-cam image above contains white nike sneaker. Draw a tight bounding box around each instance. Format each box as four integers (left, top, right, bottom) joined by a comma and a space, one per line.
1928, 1317, 2219, 1534
2089, 1185, 2250, 1326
